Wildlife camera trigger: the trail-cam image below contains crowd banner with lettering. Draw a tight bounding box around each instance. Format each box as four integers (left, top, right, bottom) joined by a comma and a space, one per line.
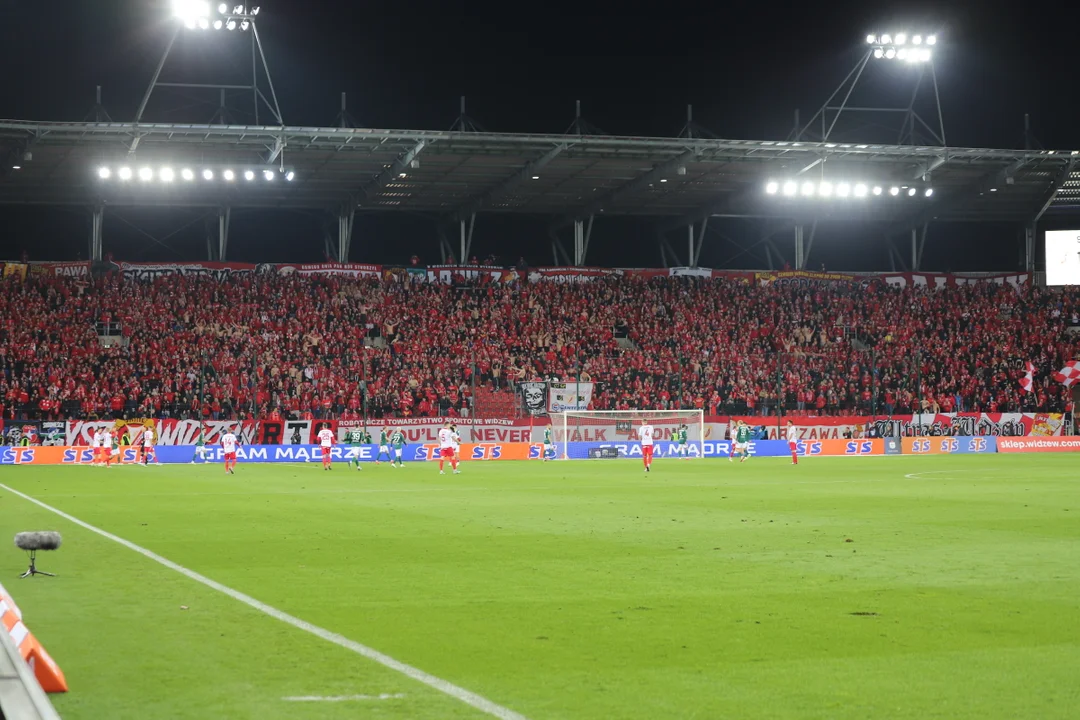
39, 421, 67, 446
2, 422, 39, 446
564, 439, 884, 459
996, 437, 1080, 453
902, 436, 998, 454
275, 263, 381, 278
28, 261, 91, 278
547, 382, 595, 413
740, 413, 1064, 440
425, 265, 520, 285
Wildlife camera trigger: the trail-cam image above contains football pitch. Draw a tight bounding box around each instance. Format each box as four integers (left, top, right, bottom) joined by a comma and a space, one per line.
1, 455, 1078, 719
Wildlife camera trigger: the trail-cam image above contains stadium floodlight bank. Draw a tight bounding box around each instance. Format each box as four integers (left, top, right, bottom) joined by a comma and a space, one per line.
96, 165, 295, 183
765, 180, 933, 199
552, 410, 704, 460
866, 32, 936, 62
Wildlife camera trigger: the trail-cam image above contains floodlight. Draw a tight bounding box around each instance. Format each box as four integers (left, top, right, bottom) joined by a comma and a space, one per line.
263, 170, 275, 181
181, 168, 195, 181
202, 169, 214, 180
889, 186, 900, 196
926, 35, 936, 45
836, 182, 851, 197
885, 48, 896, 59
240, 19, 249, 30
866, 34, 877, 44
924, 188, 934, 197
872, 186, 883, 195
989, 187, 997, 192
119, 167, 133, 180
98, 167, 111, 179
226, 20, 236, 29
138, 167, 153, 181
873, 48, 884, 59
251, 6, 259, 14
765, 181, 779, 195
818, 181, 833, 197
532, 175, 540, 180
285, 171, 295, 181
920, 49, 932, 62
160, 167, 175, 182
173, 0, 210, 22
895, 33, 906, 45
198, 17, 209, 29
801, 182, 815, 197
907, 187, 917, 196
913, 35, 923, 44
782, 181, 797, 196
853, 183, 868, 197
881, 34, 892, 44
233, 4, 244, 12
185, 18, 196, 29
218, 2, 227, 12
243, 169, 255, 181
897, 48, 908, 60
223, 169, 235, 181
213, 19, 222, 29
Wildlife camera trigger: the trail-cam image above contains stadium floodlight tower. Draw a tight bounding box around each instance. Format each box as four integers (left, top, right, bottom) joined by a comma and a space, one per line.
797, 31, 945, 147
134, 2, 283, 131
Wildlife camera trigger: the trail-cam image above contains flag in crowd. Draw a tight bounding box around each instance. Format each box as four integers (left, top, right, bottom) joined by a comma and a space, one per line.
1019, 361, 1035, 393
1052, 360, 1080, 387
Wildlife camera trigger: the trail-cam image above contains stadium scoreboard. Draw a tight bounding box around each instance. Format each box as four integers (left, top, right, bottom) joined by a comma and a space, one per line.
1045, 230, 1080, 285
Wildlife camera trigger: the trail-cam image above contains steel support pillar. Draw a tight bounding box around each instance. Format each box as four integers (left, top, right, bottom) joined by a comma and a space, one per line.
218, 207, 231, 261
687, 224, 694, 268
573, 219, 584, 265
1024, 223, 1036, 272
911, 228, 918, 270
582, 215, 594, 266
793, 224, 805, 270
459, 216, 477, 262
693, 217, 708, 267
90, 205, 104, 262
337, 209, 355, 263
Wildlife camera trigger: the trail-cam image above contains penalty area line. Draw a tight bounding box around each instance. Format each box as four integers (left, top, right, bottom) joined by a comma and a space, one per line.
283, 693, 407, 702
0, 482, 529, 720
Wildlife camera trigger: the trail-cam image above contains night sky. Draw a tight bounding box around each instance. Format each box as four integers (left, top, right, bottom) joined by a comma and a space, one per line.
0, 0, 1077, 270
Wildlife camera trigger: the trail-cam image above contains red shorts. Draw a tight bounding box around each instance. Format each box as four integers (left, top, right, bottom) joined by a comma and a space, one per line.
439, 447, 455, 459
788, 441, 798, 451
321, 446, 332, 457
224, 452, 237, 462
642, 445, 654, 460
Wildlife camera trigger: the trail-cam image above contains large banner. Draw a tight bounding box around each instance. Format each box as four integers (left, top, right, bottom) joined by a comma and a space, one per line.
547, 382, 594, 413
563, 439, 884, 459
118, 261, 257, 281
276, 263, 381, 278
2, 422, 38, 446
517, 382, 547, 416
28, 261, 91, 278
66, 419, 255, 445
738, 413, 1065, 440
902, 436, 998, 454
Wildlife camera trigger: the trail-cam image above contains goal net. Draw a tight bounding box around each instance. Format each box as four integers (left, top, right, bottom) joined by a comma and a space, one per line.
550, 410, 704, 460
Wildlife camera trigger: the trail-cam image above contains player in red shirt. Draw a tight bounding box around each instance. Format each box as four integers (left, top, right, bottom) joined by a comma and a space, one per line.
786, 420, 798, 465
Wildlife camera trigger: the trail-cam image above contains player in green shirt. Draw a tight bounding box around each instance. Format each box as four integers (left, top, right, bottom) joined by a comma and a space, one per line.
543, 423, 555, 461
675, 424, 689, 459
191, 433, 210, 463
390, 429, 406, 467
345, 427, 366, 470
732, 421, 751, 463
375, 427, 392, 464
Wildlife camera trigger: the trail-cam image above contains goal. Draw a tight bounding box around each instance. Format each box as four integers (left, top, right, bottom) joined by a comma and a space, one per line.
551, 410, 705, 460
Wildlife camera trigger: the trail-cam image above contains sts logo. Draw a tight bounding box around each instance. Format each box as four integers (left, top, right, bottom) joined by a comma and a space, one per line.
911, 440, 932, 454
528, 444, 544, 459
795, 440, 823, 456
844, 441, 875, 455
0, 448, 35, 465
968, 437, 986, 452
940, 438, 958, 453
470, 445, 502, 460
62, 448, 96, 464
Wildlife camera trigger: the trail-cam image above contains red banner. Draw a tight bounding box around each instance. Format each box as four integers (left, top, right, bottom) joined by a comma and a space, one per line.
996, 437, 1080, 453
28, 261, 90, 278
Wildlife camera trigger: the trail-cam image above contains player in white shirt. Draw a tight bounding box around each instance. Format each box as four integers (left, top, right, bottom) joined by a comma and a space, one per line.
639, 419, 655, 473
221, 432, 238, 474
90, 428, 104, 466
317, 425, 335, 470
450, 423, 462, 465
102, 429, 115, 468
437, 421, 460, 475
141, 426, 158, 465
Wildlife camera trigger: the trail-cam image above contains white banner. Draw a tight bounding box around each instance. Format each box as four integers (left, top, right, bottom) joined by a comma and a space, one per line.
547, 382, 594, 413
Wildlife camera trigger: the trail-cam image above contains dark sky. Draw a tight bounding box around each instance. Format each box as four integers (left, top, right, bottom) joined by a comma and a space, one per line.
0, 0, 1077, 270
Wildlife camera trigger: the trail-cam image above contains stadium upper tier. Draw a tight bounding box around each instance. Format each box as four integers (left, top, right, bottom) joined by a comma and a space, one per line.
0, 269, 1076, 421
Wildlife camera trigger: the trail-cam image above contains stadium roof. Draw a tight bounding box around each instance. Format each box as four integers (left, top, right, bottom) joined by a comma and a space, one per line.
1, 119, 1079, 232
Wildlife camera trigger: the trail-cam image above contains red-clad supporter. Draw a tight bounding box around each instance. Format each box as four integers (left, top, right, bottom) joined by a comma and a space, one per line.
0, 272, 1078, 422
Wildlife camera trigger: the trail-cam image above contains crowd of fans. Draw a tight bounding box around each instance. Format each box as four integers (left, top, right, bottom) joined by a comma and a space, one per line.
1, 269, 1077, 422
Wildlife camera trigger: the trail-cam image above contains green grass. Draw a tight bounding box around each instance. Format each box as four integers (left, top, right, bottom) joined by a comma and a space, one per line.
1, 455, 1079, 719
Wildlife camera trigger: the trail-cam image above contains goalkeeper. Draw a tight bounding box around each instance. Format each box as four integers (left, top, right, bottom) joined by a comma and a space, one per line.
346, 426, 368, 471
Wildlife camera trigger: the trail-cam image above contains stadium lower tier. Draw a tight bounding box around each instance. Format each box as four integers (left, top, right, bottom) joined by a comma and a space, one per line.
5, 436, 1079, 464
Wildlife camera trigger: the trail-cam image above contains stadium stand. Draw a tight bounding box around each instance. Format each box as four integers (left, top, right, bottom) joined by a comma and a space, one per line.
0, 271, 1076, 422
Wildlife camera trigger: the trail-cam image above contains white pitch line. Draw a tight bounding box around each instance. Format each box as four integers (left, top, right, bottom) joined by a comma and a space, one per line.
283, 693, 407, 702
904, 470, 968, 480
0, 482, 528, 720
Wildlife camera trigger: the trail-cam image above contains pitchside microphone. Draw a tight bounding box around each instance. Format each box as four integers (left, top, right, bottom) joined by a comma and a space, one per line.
14, 531, 62, 578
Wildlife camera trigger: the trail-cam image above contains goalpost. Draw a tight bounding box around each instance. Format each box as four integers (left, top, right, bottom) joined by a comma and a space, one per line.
551, 409, 705, 460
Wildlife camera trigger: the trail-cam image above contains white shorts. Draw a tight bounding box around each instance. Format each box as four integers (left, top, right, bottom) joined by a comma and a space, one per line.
544, 443, 553, 452
379, 445, 390, 454
394, 447, 402, 457
111, 446, 120, 456
734, 442, 748, 451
